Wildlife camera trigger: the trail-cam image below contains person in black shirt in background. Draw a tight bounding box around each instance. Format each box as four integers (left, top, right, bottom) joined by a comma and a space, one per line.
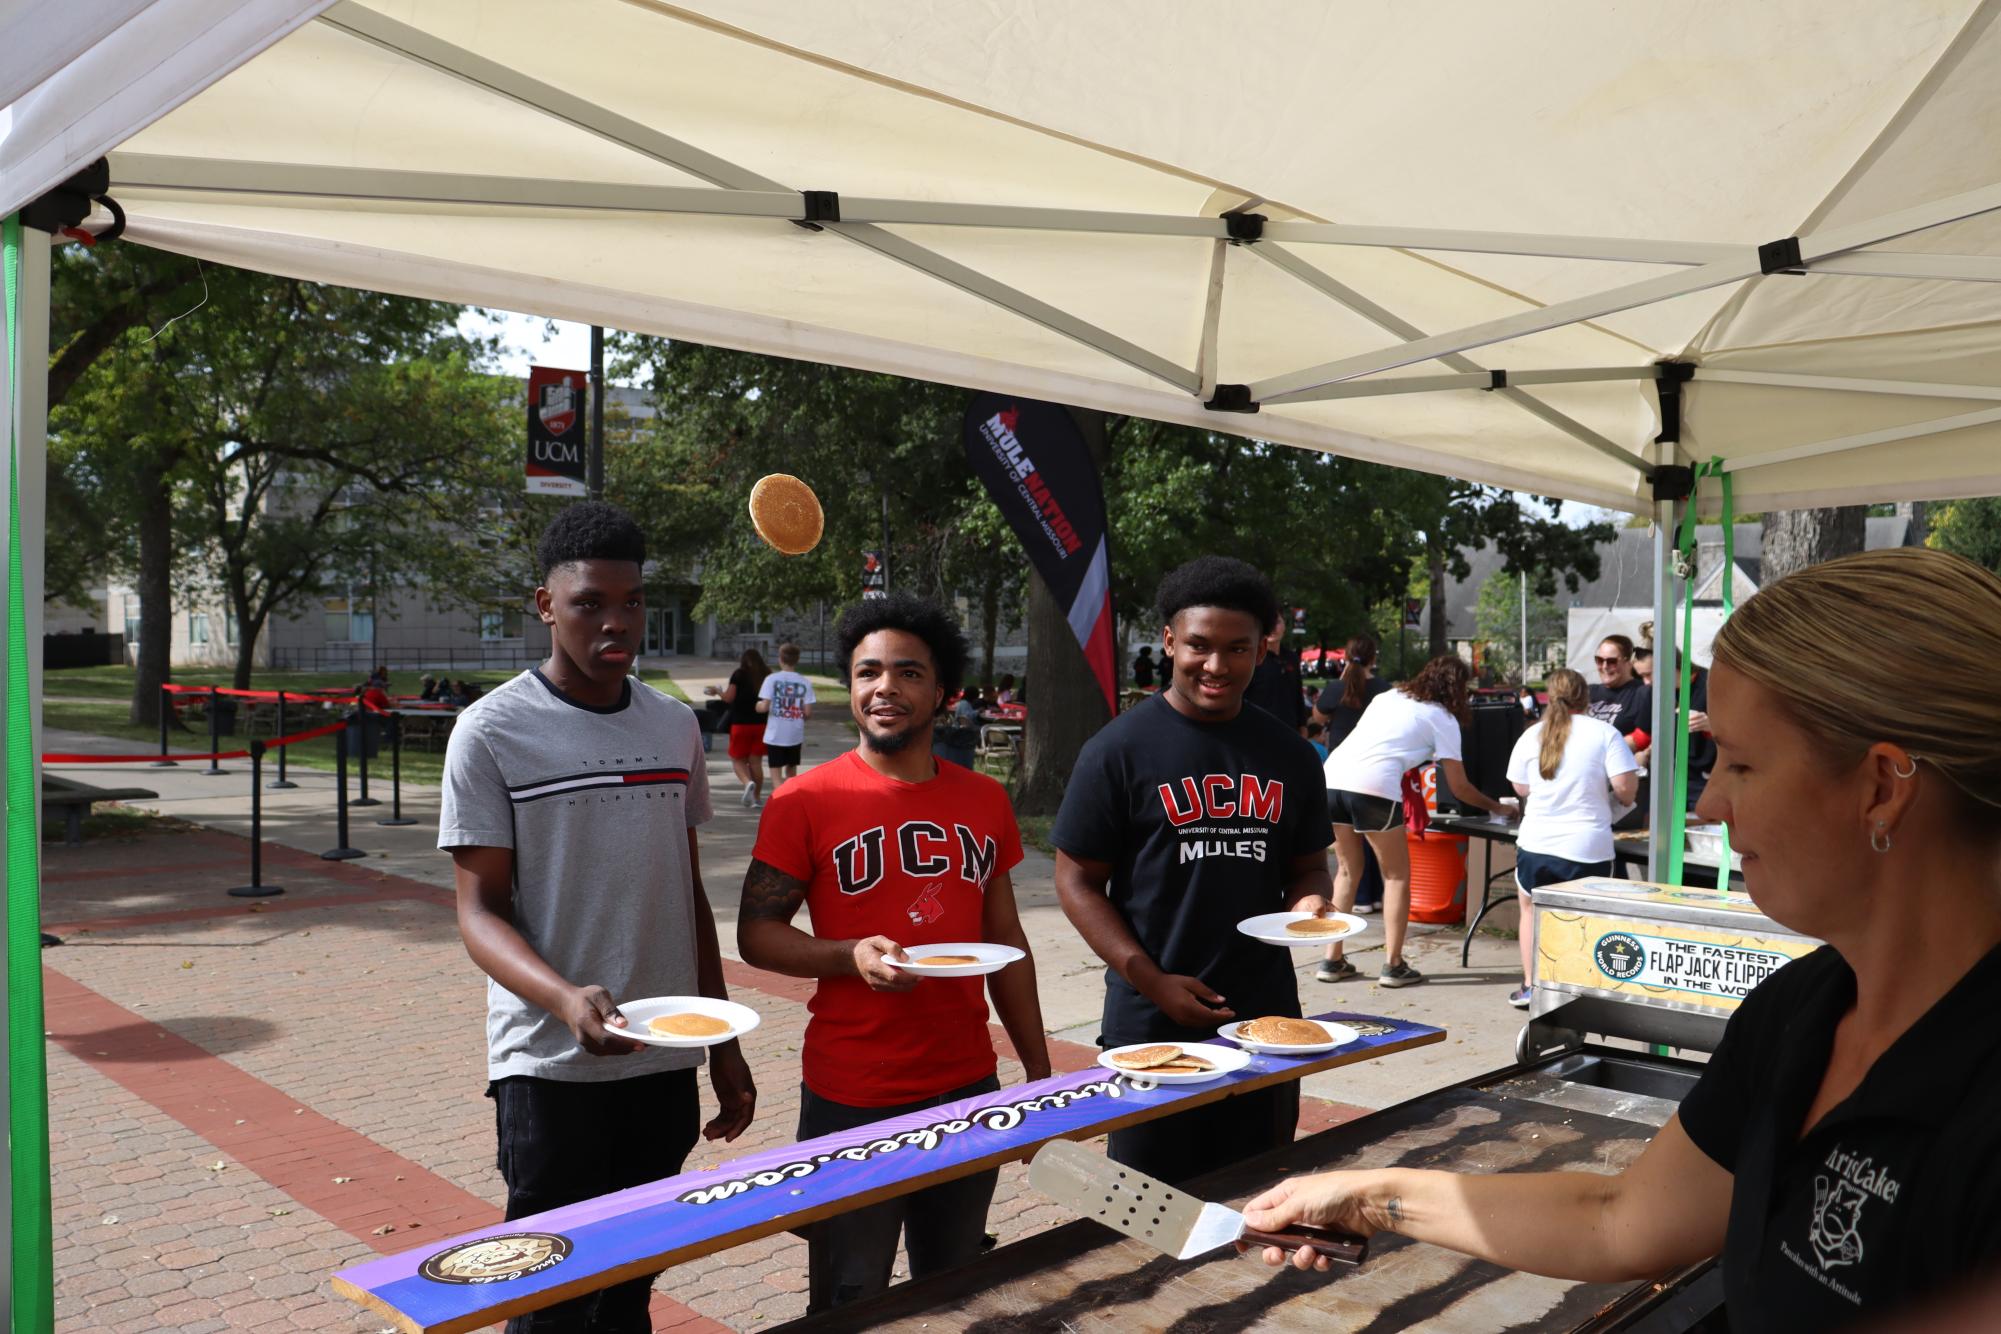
1241, 616, 1309, 735
1239, 549, 2001, 1333
1053, 556, 1332, 1185
1589, 635, 1653, 827
1131, 645, 1157, 690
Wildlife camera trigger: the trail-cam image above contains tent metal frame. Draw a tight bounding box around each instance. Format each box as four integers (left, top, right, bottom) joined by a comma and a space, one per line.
107, 154, 2001, 282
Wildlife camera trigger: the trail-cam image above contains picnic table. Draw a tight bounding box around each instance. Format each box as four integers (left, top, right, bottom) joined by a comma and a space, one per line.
41, 773, 159, 847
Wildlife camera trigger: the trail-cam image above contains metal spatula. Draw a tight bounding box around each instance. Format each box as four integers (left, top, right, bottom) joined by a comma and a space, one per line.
1028, 1140, 1368, 1265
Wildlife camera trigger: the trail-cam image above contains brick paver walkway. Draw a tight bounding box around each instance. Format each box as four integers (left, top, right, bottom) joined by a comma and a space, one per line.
43, 820, 1368, 1331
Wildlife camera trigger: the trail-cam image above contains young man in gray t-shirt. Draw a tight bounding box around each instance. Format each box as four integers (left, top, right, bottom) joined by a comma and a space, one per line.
440, 501, 755, 1333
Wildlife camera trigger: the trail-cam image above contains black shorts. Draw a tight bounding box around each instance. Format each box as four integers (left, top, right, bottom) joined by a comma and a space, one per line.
766, 742, 802, 768
1328, 788, 1402, 833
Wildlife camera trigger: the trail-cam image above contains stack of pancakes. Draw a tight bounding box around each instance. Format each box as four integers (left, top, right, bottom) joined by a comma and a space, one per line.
1284, 916, 1348, 938
1106, 1044, 1217, 1075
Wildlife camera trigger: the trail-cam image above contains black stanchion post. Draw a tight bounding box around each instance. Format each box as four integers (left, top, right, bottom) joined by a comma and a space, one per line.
152, 686, 178, 767
229, 740, 284, 898
321, 715, 365, 861
269, 690, 297, 789
353, 699, 380, 807
377, 712, 417, 827
201, 687, 227, 776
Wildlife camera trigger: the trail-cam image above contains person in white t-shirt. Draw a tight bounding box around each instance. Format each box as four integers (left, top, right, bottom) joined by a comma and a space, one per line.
756, 642, 817, 790
1322, 654, 1514, 988
1504, 667, 1640, 1008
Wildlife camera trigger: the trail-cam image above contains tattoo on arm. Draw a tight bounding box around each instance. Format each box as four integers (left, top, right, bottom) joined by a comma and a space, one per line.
1386, 1196, 1404, 1231
740, 858, 807, 924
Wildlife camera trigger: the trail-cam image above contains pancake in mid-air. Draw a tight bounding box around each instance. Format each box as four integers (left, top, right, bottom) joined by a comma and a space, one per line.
648, 1013, 732, 1038
1285, 916, 1348, 937
748, 474, 824, 555
913, 954, 981, 966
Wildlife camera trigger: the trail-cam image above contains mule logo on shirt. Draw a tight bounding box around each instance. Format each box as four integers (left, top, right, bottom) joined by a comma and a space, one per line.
907, 881, 946, 925
833, 823, 1002, 896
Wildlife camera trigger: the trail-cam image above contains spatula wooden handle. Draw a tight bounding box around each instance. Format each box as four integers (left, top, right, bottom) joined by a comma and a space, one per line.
1239, 1223, 1369, 1265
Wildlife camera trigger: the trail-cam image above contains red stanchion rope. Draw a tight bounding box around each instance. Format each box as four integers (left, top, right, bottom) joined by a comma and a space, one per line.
43, 719, 349, 765
159, 683, 355, 703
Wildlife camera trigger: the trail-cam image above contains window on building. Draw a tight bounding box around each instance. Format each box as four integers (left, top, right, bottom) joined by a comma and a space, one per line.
188, 613, 210, 645
225, 608, 239, 646
480, 606, 524, 641
124, 613, 140, 646
324, 593, 373, 643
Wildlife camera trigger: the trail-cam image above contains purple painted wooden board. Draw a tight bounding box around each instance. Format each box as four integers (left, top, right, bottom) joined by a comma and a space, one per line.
332, 1011, 1441, 1333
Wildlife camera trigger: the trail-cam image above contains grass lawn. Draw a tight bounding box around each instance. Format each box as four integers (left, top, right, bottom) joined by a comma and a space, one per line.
42, 664, 694, 786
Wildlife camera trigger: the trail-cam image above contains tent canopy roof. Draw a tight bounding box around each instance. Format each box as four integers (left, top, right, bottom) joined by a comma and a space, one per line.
6, 0, 2001, 515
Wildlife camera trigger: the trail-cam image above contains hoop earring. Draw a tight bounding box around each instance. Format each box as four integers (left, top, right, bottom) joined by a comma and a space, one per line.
1892, 756, 1918, 779
1871, 823, 1892, 854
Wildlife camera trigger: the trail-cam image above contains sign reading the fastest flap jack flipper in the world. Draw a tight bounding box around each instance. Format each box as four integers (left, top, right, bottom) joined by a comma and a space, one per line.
526, 366, 588, 496
962, 394, 1117, 712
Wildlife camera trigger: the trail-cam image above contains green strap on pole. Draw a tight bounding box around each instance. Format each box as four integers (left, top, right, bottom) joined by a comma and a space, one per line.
4, 210, 57, 1334
1665, 457, 1733, 891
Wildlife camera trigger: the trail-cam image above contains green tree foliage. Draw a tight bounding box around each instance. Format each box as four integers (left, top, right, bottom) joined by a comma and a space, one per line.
50, 251, 516, 694
1472, 568, 1566, 683
1928, 497, 2001, 572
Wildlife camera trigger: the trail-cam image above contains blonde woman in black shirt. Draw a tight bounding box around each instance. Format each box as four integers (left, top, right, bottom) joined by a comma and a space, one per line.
1241, 549, 2001, 1331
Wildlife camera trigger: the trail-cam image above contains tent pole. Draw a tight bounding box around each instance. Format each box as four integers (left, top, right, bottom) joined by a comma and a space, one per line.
1645, 467, 1682, 884
3, 214, 53, 1331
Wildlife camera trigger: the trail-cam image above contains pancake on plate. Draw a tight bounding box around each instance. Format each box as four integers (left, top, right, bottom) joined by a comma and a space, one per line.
1240, 1016, 1330, 1046
912, 954, 981, 966
1284, 916, 1348, 937
1148, 1050, 1217, 1074
748, 474, 825, 555
1108, 1044, 1186, 1070
648, 1013, 732, 1038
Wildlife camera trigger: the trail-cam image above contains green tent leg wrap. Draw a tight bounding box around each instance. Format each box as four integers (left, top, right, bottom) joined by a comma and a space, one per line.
5, 210, 57, 1333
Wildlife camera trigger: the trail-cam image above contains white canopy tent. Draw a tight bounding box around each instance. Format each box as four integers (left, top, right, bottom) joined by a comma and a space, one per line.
6, 0, 2001, 1313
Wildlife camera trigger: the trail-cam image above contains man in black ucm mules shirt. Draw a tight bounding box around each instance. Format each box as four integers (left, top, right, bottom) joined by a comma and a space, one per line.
1053, 556, 1332, 1185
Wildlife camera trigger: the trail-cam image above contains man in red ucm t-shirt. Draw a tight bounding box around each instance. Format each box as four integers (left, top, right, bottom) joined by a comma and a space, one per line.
739, 594, 1050, 1314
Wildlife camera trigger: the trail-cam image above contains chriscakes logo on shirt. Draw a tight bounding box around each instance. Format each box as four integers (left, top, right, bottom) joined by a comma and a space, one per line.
1808, 1145, 1902, 1271
1156, 774, 1284, 864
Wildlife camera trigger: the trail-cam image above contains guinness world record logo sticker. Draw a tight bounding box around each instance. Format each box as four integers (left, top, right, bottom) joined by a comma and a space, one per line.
1593, 931, 1646, 981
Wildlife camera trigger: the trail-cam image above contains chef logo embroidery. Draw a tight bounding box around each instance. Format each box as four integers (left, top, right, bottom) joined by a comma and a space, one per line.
1809, 1176, 1868, 1269
1592, 932, 1645, 981
420, 1232, 572, 1285
1807, 1145, 1902, 1271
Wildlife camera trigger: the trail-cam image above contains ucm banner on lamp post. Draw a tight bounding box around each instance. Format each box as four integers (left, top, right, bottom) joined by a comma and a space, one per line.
525, 366, 588, 496
962, 394, 1116, 712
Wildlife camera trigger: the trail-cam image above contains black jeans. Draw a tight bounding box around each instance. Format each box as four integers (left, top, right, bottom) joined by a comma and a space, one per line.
490, 1068, 700, 1334
796, 1074, 1002, 1313
1105, 1078, 1299, 1187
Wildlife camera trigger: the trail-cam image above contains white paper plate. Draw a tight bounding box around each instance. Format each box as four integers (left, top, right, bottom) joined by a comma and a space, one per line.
612, 997, 761, 1048
1217, 1018, 1358, 1056
1096, 1042, 1252, 1086
883, 942, 1026, 977
1237, 911, 1368, 947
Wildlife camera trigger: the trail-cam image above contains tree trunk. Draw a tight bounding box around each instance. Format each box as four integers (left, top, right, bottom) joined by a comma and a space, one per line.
128, 475, 175, 728
1014, 408, 1112, 816
1760, 507, 1868, 584
1894, 500, 1929, 547
1426, 540, 1449, 660
231, 591, 261, 691
980, 560, 1000, 687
